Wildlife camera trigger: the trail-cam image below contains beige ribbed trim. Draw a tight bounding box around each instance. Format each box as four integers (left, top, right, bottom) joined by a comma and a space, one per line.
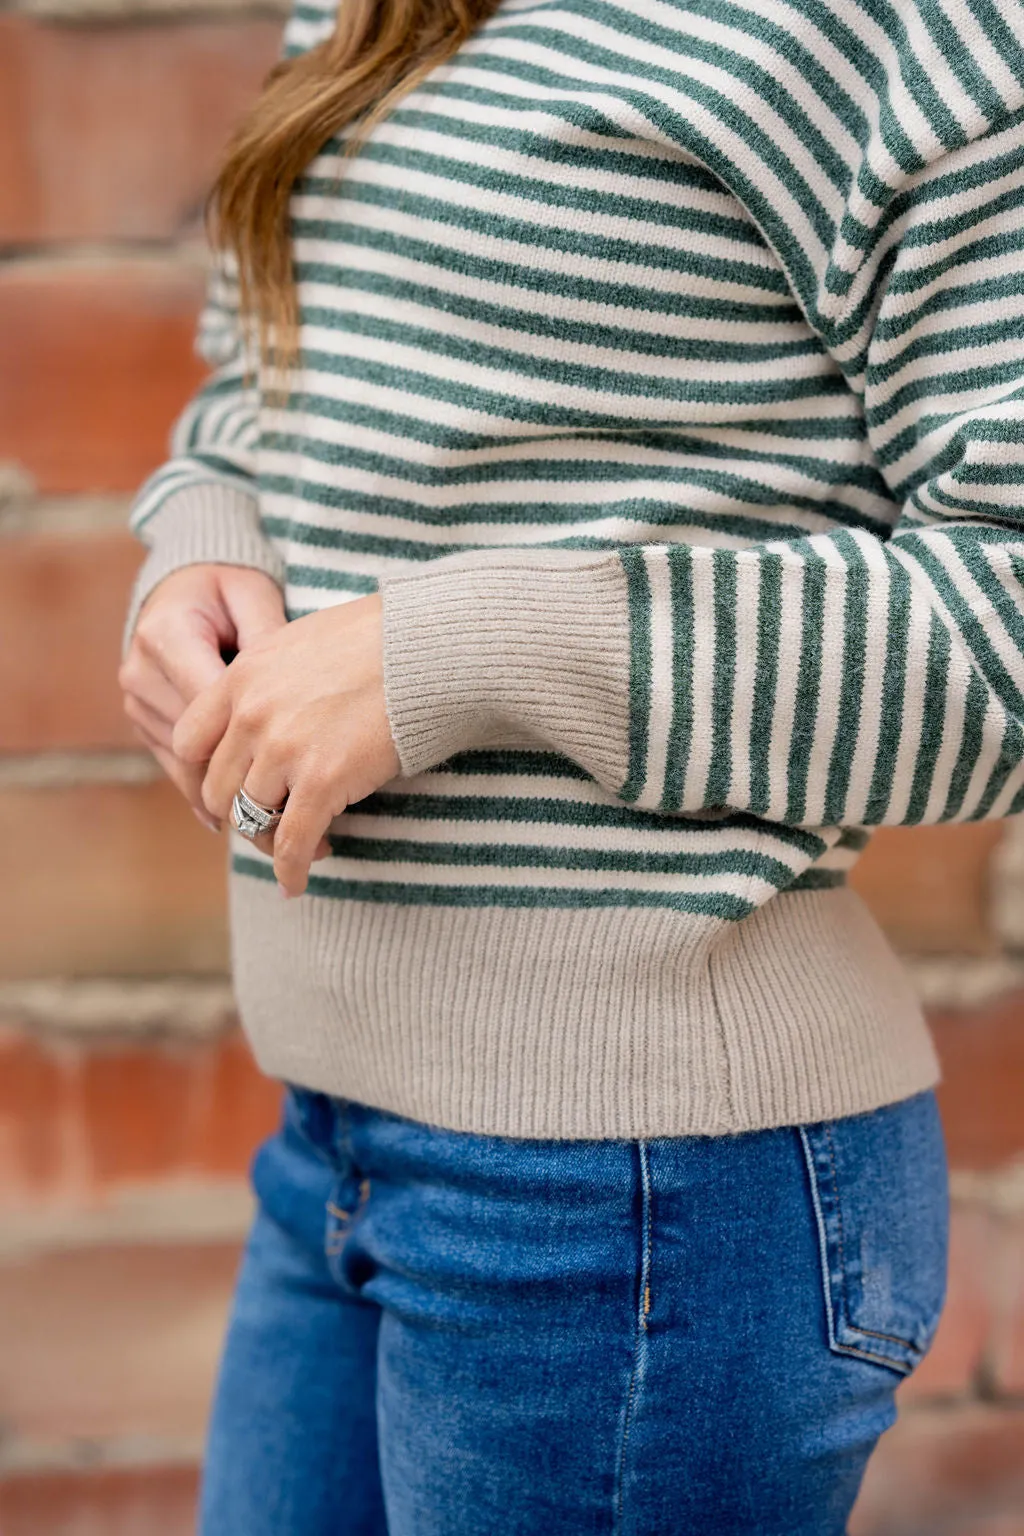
380, 547, 631, 789
228, 870, 939, 1140
122, 484, 285, 656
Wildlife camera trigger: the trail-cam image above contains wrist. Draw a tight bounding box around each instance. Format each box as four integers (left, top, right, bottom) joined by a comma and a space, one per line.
124, 484, 283, 657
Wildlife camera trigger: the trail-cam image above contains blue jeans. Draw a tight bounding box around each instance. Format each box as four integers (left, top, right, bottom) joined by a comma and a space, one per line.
200, 1086, 948, 1535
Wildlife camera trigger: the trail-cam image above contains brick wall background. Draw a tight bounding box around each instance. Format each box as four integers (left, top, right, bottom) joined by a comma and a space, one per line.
1, 5, 1022, 1531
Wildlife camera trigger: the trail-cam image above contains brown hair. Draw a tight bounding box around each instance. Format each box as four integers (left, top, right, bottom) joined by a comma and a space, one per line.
211, 0, 501, 370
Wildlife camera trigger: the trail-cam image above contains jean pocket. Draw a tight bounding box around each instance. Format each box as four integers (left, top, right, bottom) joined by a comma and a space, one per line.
799, 1089, 949, 1376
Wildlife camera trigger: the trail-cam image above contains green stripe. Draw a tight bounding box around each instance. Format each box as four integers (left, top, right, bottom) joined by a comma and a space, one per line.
748, 550, 783, 818
706, 549, 737, 806
234, 854, 759, 918
785, 550, 827, 822
904, 614, 951, 823
787, 868, 849, 890
263, 415, 890, 502
324, 833, 803, 884
358, 788, 828, 852
864, 558, 912, 823
286, 564, 379, 594
662, 546, 695, 812
824, 532, 868, 823
619, 547, 652, 803
942, 671, 989, 820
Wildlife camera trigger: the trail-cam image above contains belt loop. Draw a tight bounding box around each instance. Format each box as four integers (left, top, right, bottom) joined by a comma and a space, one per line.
287, 1086, 335, 1158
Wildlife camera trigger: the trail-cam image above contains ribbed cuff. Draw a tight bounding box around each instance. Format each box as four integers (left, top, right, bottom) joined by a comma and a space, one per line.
123, 484, 285, 656
379, 548, 632, 785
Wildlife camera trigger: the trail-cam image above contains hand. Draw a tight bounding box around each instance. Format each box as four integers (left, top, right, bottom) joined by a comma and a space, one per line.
173, 593, 401, 897
119, 565, 287, 829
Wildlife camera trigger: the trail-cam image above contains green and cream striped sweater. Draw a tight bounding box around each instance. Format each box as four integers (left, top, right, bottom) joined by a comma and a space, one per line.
128, 0, 1024, 1137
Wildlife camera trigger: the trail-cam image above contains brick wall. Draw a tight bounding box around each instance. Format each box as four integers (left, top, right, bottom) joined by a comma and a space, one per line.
1, 6, 1022, 1532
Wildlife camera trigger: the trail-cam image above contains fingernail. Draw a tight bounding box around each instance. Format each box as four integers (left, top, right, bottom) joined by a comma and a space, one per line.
193, 809, 220, 834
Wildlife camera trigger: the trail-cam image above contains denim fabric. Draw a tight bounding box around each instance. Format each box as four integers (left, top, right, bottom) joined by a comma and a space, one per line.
200, 1087, 948, 1536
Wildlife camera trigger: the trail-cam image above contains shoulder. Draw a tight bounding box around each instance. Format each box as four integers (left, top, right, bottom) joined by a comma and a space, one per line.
281, 0, 337, 60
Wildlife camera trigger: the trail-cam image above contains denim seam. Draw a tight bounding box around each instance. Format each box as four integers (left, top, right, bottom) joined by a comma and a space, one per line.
798, 1127, 914, 1377
823, 1126, 921, 1352
613, 1139, 652, 1536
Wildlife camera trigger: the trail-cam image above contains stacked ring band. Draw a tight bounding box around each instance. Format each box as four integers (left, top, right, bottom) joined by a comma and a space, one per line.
231, 786, 287, 842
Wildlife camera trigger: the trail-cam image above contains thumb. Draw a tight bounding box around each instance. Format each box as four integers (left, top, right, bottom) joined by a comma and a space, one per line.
220, 569, 287, 649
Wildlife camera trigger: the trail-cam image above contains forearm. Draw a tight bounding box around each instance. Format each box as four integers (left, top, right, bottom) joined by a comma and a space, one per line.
379, 519, 1024, 829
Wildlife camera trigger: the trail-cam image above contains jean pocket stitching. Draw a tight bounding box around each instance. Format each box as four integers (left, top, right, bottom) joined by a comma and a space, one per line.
799, 1125, 921, 1375
324, 1176, 371, 1285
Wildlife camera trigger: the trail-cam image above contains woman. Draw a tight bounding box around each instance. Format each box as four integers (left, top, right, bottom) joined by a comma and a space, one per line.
119, 0, 1024, 1529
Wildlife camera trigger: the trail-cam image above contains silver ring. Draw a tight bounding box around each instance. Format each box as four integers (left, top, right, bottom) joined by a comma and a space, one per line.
231, 786, 287, 843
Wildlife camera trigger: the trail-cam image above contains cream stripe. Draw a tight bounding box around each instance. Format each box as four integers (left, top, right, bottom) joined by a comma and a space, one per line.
882, 577, 931, 825
681, 551, 717, 808
842, 533, 893, 825
765, 552, 805, 819
335, 810, 819, 864
639, 546, 675, 810
800, 538, 848, 825
728, 553, 761, 810
923, 645, 969, 823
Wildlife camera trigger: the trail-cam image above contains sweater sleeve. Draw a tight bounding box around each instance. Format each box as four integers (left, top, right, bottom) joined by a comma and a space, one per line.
379, 110, 1024, 829
123, 0, 340, 647
123, 259, 283, 647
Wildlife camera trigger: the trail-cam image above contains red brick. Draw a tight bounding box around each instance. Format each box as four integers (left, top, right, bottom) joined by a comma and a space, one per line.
0, 1241, 240, 1444
0, 1464, 200, 1536
990, 1216, 1024, 1398
0, 260, 206, 494
900, 1205, 992, 1403
0, 780, 228, 979
930, 991, 1024, 1169
0, 529, 142, 753
0, 14, 281, 245
0, 1029, 67, 1196
81, 1031, 281, 1189
852, 823, 1005, 956
851, 1405, 1024, 1535
0, 1027, 280, 1207
189, 1029, 284, 1177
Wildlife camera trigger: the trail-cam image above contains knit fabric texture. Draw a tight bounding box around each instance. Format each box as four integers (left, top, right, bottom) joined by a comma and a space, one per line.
127, 0, 1024, 1137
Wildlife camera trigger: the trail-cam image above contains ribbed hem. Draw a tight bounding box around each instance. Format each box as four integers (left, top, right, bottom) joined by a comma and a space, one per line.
123, 484, 285, 656
228, 867, 940, 1140
379, 548, 631, 787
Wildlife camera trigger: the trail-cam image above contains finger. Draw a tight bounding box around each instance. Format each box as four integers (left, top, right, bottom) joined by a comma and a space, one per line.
142, 619, 227, 704
199, 720, 258, 823
242, 829, 331, 862
221, 746, 289, 846
241, 748, 290, 813
271, 782, 339, 897
173, 676, 235, 767
119, 655, 187, 724
221, 571, 288, 648
124, 692, 176, 751
133, 727, 221, 832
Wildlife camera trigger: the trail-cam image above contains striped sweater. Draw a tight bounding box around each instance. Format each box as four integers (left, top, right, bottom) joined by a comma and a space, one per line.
128, 0, 1024, 1137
